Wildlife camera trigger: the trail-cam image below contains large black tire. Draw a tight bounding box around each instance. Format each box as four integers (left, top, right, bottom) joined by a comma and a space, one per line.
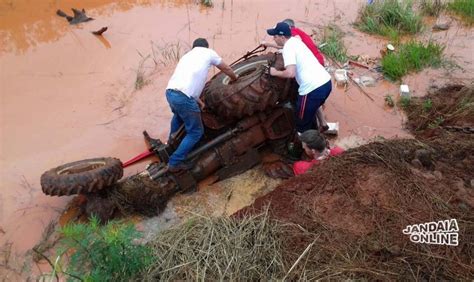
202, 53, 296, 121
41, 157, 123, 196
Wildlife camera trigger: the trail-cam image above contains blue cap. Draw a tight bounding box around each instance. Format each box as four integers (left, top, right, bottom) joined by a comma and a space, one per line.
267, 22, 291, 36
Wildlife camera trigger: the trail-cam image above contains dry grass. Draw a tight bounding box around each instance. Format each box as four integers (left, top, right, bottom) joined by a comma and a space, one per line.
151, 41, 183, 67
135, 52, 151, 90
142, 210, 287, 281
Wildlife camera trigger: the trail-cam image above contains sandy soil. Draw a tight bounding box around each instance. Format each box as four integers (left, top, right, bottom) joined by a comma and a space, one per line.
0, 0, 472, 278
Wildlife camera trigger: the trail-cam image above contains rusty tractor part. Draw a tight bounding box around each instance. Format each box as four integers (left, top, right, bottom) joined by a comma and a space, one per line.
202, 53, 297, 122
40, 51, 299, 221
147, 107, 295, 181
87, 106, 295, 221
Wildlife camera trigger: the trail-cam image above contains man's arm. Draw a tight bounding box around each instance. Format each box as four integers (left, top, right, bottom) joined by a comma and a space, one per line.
270, 65, 296, 79
216, 62, 238, 81
261, 41, 281, 49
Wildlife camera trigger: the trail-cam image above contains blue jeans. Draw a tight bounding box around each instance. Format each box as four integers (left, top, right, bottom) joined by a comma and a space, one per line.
165, 89, 204, 167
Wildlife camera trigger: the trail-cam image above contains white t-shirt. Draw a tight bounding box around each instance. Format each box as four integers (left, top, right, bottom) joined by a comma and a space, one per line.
166, 47, 222, 99
282, 37, 331, 95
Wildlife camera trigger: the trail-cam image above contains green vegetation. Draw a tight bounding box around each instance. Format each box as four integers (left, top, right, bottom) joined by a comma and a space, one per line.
381, 41, 444, 80
356, 0, 423, 37
319, 25, 348, 63
400, 95, 411, 109
423, 98, 433, 111
201, 0, 213, 7
448, 0, 474, 24
48, 217, 153, 281
428, 116, 445, 128
419, 0, 445, 16
385, 95, 395, 107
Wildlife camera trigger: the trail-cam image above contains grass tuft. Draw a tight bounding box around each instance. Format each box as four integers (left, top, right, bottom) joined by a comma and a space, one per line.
200, 0, 213, 7
381, 41, 444, 80
135, 54, 150, 90
422, 98, 433, 111
400, 95, 411, 109
356, 0, 423, 36
385, 94, 395, 107
319, 25, 348, 63
448, 0, 474, 24
151, 41, 182, 66
419, 0, 445, 16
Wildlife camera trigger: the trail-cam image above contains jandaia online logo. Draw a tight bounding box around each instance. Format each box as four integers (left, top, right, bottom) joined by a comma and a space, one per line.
403, 219, 459, 246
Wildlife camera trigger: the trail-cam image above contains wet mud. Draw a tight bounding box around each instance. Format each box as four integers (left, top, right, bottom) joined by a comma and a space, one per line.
1, 0, 473, 279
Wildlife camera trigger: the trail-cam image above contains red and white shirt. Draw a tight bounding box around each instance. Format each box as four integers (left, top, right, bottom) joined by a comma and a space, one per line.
293, 146, 345, 176
291, 27, 325, 66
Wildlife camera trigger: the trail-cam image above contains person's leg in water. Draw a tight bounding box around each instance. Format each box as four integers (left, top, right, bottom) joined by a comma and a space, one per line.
166, 90, 204, 170
315, 81, 332, 132
316, 108, 328, 132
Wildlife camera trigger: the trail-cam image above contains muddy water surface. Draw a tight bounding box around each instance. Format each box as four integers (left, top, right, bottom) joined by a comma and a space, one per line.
1, 0, 473, 278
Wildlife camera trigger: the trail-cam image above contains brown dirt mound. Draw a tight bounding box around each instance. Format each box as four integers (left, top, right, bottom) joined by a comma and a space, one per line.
406, 84, 474, 134
236, 84, 474, 280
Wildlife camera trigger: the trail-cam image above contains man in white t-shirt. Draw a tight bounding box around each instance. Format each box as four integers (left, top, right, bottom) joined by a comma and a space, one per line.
266, 22, 332, 133
165, 38, 238, 172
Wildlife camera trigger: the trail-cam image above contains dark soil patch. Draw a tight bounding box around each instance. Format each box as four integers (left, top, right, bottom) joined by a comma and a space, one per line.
235, 84, 474, 280
406, 84, 474, 134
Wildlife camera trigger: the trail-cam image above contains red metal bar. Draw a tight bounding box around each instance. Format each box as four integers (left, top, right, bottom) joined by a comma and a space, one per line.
122, 150, 154, 168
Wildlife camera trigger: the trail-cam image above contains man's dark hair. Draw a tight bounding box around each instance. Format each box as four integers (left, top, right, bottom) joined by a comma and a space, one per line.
299, 130, 327, 152
283, 18, 295, 28
192, 38, 209, 48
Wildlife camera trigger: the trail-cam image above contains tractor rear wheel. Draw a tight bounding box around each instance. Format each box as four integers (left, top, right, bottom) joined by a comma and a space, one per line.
202, 53, 296, 121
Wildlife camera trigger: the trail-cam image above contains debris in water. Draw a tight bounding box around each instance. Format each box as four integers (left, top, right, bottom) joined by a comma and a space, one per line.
400, 84, 410, 98
433, 23, 450, 31
92, 27, 108, 36
355, 75, 377, 87
56, 8, 94, 25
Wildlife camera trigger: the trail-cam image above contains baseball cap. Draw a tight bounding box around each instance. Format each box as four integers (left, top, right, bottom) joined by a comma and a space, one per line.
267, 22, 291, 36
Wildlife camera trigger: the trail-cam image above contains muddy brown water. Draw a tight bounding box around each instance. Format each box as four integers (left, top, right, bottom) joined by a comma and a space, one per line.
1, 0, 472, 278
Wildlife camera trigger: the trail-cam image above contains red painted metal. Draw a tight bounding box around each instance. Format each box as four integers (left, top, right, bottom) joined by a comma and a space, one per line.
122, 150, 154, 168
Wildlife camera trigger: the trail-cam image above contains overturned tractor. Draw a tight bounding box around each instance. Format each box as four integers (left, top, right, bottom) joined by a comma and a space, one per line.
41, 50, 299, 221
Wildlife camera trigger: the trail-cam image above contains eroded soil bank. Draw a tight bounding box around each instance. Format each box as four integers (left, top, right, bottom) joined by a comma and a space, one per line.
236, 84, 474, 280
1, 0, 473, 279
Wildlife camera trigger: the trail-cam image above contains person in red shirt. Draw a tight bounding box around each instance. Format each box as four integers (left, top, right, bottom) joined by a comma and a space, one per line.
283, 18, 325, 66
262, 19, 329, 132
293, 130, 344, 175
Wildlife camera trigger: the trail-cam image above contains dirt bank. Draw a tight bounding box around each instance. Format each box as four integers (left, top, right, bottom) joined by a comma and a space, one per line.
237, 84, 474, 280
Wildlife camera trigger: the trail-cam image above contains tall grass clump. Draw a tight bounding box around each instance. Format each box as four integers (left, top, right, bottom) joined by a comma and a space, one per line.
143, 212, 287, 280
448, 0, 474, 24
200, 0, 213, 7
419, 0, 445, 16
46, 217, 154, 281
356, 0, 423, 36
319, 25, 348, 63
151, 41, 182, 66
382, 41, 444, 80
